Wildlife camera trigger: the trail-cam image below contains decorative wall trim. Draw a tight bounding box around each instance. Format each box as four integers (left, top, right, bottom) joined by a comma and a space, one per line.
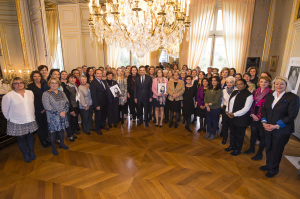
15, 0, 29, 67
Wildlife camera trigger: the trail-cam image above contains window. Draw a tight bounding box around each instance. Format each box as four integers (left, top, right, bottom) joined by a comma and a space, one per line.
52, 26, 64, 71
159, 49, 169, 63
119, 50, 140, 67
199, 4, 228, 72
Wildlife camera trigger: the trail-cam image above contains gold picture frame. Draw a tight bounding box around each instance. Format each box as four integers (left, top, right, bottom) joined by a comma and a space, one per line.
269, 56, 278, 72
295, 0, 300, 21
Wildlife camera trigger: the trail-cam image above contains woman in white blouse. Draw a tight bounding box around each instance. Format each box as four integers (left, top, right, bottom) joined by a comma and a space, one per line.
1, 77, 38, 163
220, 76, 237, 145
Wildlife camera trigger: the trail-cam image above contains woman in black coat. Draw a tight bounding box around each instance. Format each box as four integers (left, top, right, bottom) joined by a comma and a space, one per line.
127, 66, 139, 121
106, 72, 119, 127
260, 77, 300, 178
27, 71, 49, 148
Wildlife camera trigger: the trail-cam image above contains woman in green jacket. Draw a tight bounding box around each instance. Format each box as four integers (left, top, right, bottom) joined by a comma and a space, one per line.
204, 76, 223, 140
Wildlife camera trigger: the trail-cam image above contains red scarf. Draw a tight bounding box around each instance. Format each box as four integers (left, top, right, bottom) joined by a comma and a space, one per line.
254, 87, 271, 103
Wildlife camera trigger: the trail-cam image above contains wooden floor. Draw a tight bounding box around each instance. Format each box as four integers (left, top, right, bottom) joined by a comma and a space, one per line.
0, 119, 300, 199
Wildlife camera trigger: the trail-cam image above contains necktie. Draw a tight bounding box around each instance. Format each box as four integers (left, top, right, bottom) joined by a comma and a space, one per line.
100, 80, 106, 90
142, 76, 144, 85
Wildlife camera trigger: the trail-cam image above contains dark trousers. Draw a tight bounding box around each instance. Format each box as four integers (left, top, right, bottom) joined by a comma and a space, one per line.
249, 125, 265, 155
94, 105, 107, 130
164, 98, 170, 120
80, 106, 93, 133
16, 133, 35, 162
119, 104, 127, 120
206, 108, 221, 135
148, 101, 154, 121
66, 107, 79, 138
184, 114, 191, 128
229, 123, 246, 152
35, 112, 49, 145
128, 90, 138, 118
108, 101, 119, 124
137, 99, 149, 122
221, 107, 230, 141
265, 131, 290, 174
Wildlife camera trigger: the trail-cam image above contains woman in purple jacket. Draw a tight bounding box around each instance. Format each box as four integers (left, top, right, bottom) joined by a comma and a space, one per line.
196, 78, 210, 132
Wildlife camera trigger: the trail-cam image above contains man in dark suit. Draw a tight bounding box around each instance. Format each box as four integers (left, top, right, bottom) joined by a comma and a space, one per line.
90, 69, 109, 135
134, 66, 153, 127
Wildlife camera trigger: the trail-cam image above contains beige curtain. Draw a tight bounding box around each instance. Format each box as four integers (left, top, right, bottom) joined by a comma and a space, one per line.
150, 50, 159, 66
187, 0, 216, 68
222, 0, 255, 73
138, 53, 150, 66
46, 9, 58, 63
106, 43, 121, 68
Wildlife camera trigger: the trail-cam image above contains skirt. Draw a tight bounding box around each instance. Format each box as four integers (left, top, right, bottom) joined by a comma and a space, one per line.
153, 98, 165, 108
169, 100, 181, 113
196, 107, 206, 117
7, 121, 38, 136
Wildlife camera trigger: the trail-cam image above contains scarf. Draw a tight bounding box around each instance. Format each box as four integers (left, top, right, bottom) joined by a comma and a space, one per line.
67, 83, 80, 102
254, 87, 271, 103
226, 87, 235, 95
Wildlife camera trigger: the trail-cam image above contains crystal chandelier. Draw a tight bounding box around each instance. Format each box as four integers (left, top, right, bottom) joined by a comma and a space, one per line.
88, 0, 190, 57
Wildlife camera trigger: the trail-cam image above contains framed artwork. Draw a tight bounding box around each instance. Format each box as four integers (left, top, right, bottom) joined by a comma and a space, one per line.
158, 83, 167, 95
109, 84, 121, 98
269, 56, 278, 72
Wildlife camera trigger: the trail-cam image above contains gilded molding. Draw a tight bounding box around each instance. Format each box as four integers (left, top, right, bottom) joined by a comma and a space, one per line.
15, 0, 29, 67
0, 24, 11, 69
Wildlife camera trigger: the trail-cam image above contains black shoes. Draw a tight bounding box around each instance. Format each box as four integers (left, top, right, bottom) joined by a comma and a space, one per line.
74, 131, 81, 135
145, 122, 149, 127
174, 122, 178, 128
137, 122, 142, 126
265, 171, 277, 178
230, 150, 241, 156
224, 146, 234, 152
185, 125, 192, 132
108, 124, 112, 128
169, 122, 173, 128
251, 153, 263, 161
222, 139, 227, 145
243, 148, 255, 155
259, 165, 269, 171
114, 123, 117, 128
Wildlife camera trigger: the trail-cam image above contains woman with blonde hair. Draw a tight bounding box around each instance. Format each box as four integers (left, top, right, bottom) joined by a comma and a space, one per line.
116, 68, 128, 124
260, 77, 299, 178
42, 78, 69, 156
2, 77, 38, 162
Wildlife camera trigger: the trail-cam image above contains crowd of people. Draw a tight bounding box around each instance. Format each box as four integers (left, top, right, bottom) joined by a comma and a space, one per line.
1, 63, 299, 178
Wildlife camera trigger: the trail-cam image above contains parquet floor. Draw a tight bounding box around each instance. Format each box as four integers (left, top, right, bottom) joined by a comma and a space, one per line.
0, 119, 300, 199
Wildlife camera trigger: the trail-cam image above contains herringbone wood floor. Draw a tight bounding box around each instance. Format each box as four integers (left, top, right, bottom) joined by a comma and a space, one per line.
0, 119, 300, 199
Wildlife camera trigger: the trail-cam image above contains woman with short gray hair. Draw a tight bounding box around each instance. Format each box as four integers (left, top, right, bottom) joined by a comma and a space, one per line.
78, 75, 93, 134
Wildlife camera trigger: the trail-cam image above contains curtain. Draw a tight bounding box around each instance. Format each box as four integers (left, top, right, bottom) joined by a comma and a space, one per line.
138, 53, 150, 66
222, 0, 255, 73
46, 9, 58, 63
187, 0, 216, 68
106, 43, 121, 68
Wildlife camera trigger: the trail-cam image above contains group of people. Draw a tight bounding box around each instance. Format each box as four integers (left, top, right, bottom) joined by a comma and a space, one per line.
1, 63, 299, 178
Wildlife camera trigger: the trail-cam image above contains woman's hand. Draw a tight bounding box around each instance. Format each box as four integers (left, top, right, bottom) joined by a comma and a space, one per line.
158, 93, 162, 96
200, 105, 205, 109
172, 94, 177, 99
70, 111, 76, 116
264, 124, 277, 131
41, 110, 46, 114
206, 106, 211, 112
85, 105, 89, 110
127, 93, 130, 98
252, 115, 259, 121
60, 111, 66, 118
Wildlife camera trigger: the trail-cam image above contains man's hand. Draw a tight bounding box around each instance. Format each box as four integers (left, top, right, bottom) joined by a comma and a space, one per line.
135, 99, 137, 103
127, 93, 130, 98
149, 98, 152, 102
96, 106, 100, 110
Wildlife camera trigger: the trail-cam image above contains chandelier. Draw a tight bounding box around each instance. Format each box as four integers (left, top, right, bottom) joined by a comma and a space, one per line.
88, 0, 190, 57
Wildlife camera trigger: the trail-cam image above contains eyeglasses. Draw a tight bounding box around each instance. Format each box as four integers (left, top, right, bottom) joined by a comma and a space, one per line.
50, 82, 59, 85
186, 79, 192, 81
13, 82, 25, 85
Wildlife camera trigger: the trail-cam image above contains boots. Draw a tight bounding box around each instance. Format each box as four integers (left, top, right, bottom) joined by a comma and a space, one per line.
58, 130, 69, 150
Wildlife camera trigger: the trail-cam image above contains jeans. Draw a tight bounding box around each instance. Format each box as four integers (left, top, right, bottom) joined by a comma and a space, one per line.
16, 133, 35, 162
206, 107, 221, 135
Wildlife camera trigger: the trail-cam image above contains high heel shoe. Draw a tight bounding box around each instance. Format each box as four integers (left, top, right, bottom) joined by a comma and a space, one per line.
243, 148, 255, 154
